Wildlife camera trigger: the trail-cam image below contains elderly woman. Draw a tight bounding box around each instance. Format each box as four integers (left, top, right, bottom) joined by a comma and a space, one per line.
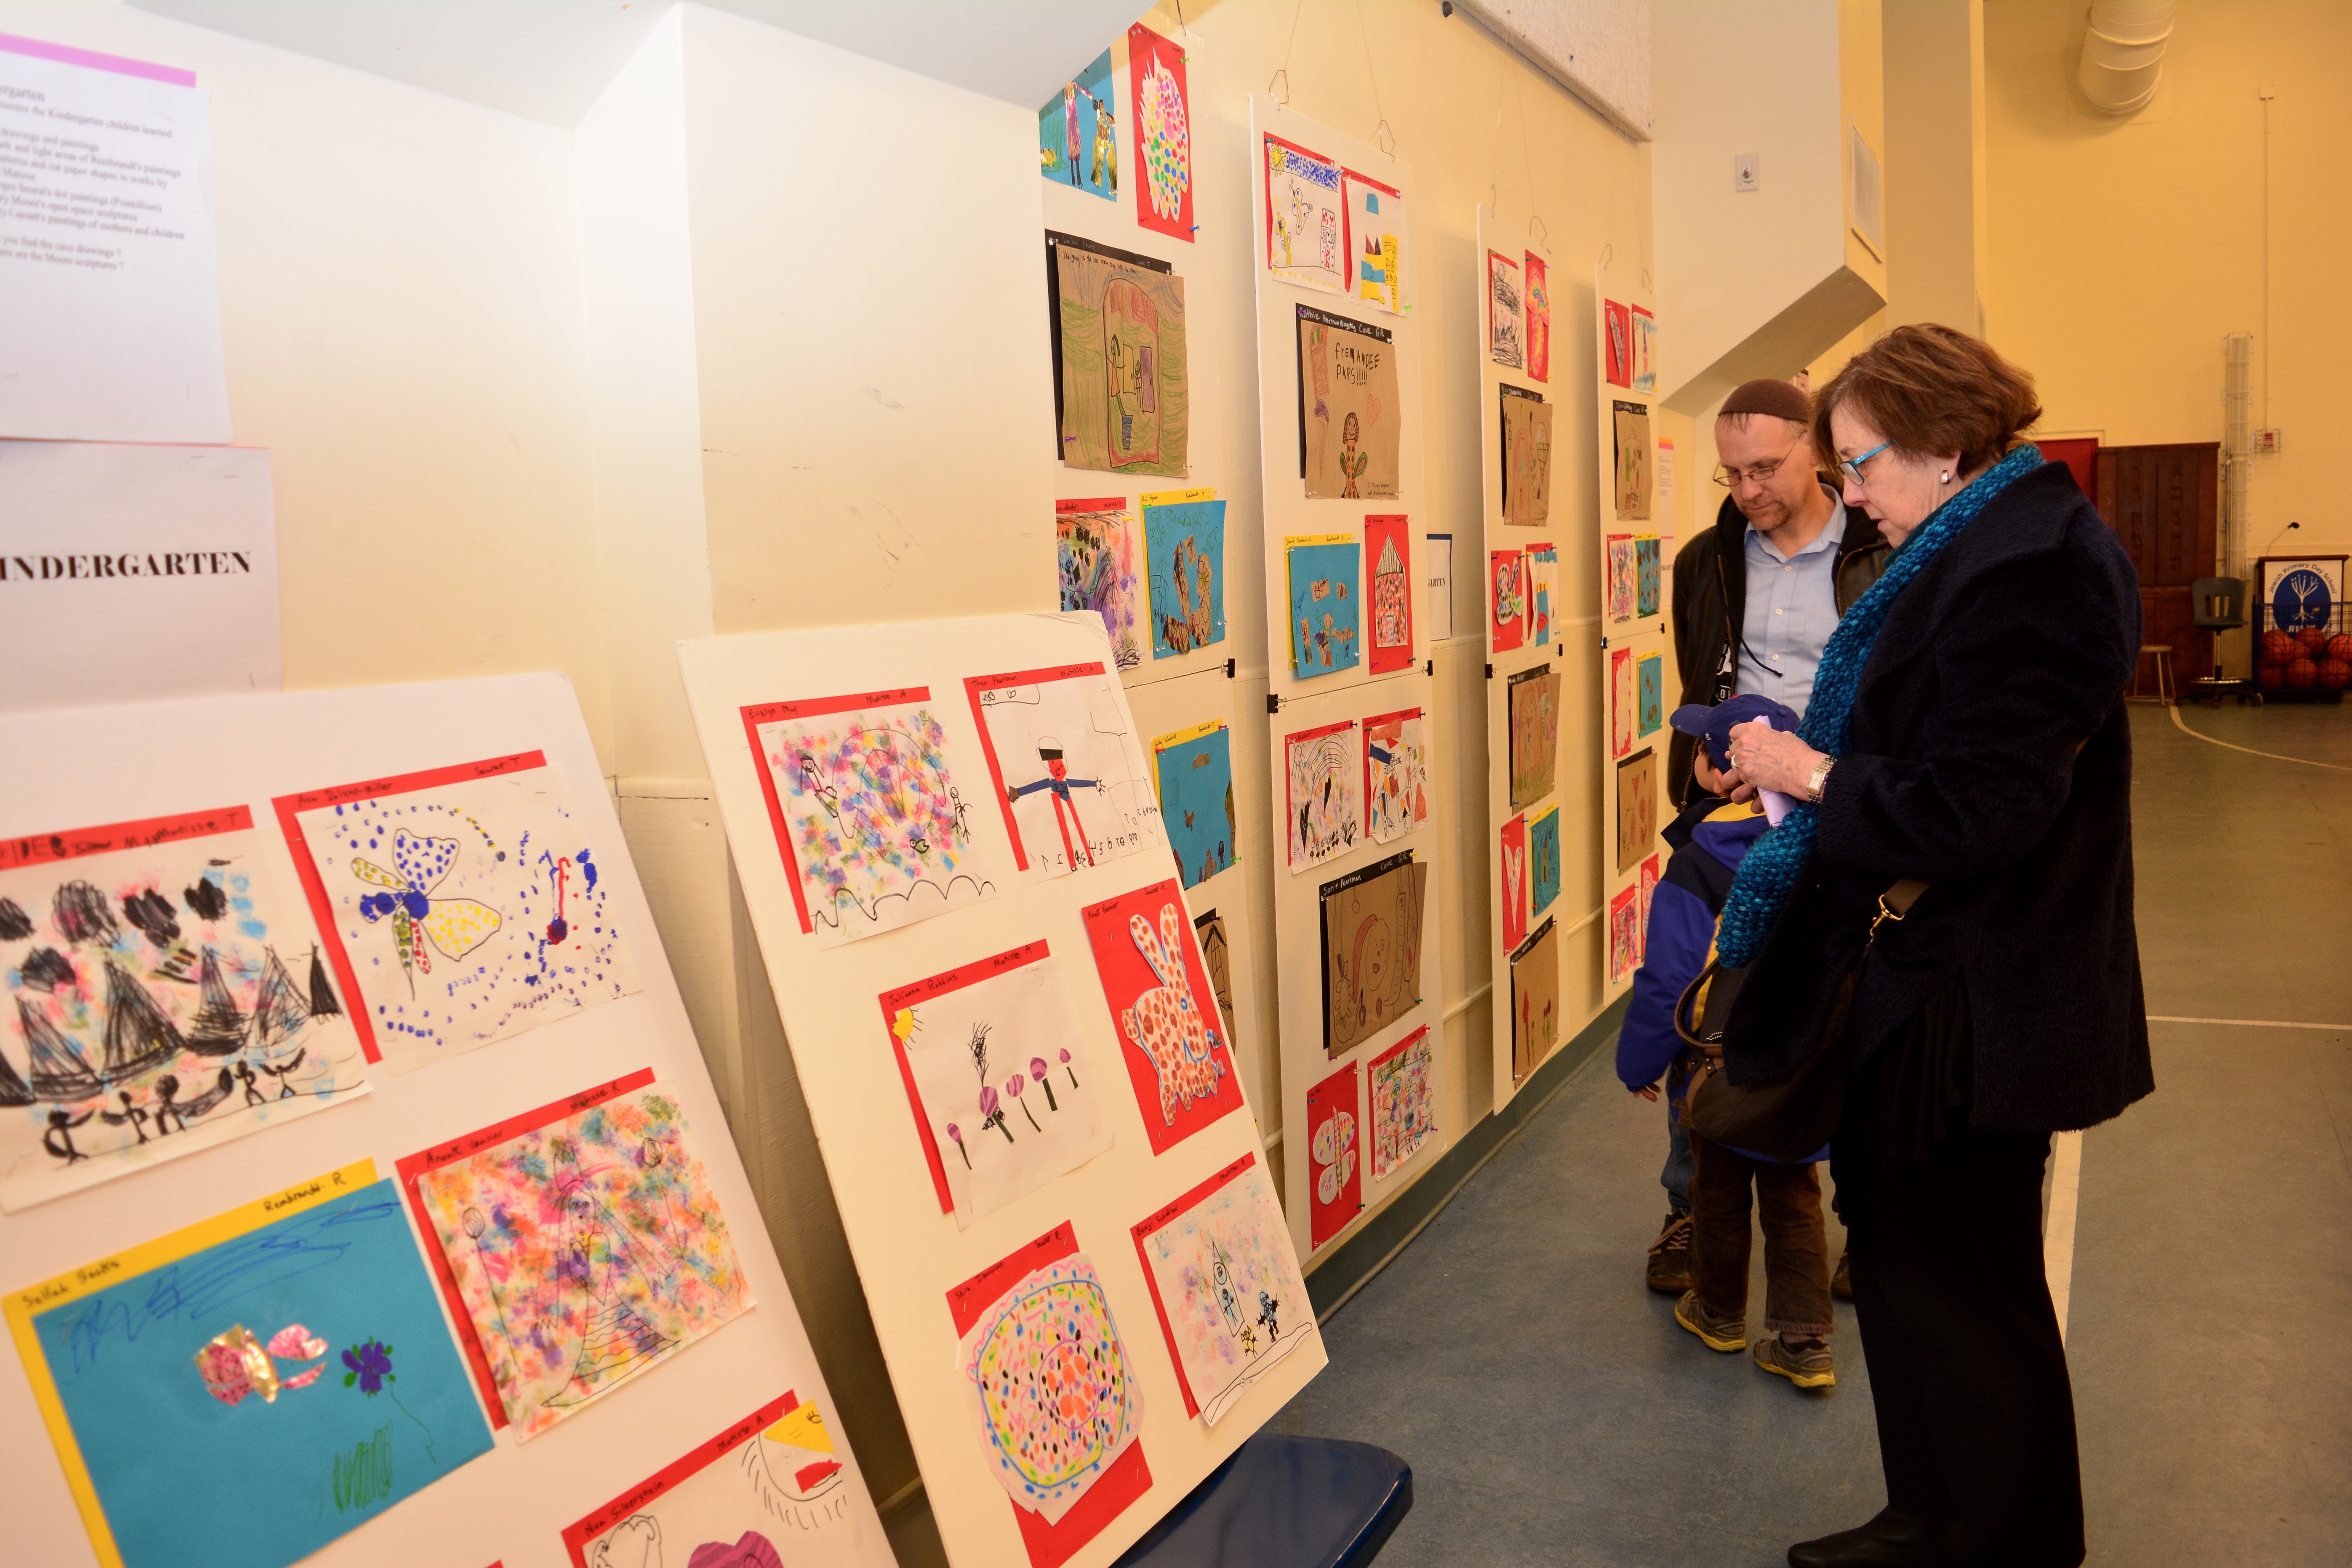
1716, 325, 2150, 1568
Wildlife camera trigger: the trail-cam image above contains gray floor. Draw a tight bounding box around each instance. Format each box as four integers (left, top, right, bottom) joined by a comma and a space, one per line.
1269, 702, 2352, 1566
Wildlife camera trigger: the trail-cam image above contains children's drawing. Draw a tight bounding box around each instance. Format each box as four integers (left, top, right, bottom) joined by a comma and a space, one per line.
1039, 48, 1117, 202
1527, 543, 1558, 647
949, 1231, 1146, 1536
278, 752, 638, 1073
1285, 534, 1362, 677
0, 808, 366, 1212
1639, 853, 1661, 935
412, 1081, 753, 1440
1129, 24, 1193, 242
1296, 305, 1400, 500
1611, 646, 1637, 757
1081, 878, 1245, 1156
1632, 305, 1657, 393
1318, 849, 1428, 1055
1500, 386, 1553, 527
1638, 651, 1664, 737
1486, 249, 1524, 369
1603, 298, 1633, 387
1490, 548, 1527, 653
1192, 909, 1241, 1053
1499, 814, 1528, 951
965, 662, 1165, 880
1364, 514, 1414, 673
1608, 884, 1642, 985
1636, 534, 1663, 618
1344, 168, 1406, 314
1284, 718, 1362, 871
1606, 535, 1637, 623
1367, 1026, 1436, 1179
1512, 917, 1561, 1083
1131, 1153, 1316, 1425
1154, 720, 1236, 889
564, 1391, 873, 1568
1142, 490, 1225, 658
1524, 251, 1551, 381
1306, 1062, 1360, 1249
1057, 499, 1145, 670
7, 1164, 492, 1568
1263, 132, 1345, 292
1530, 807, 1562, 919
742, 688, 995, 948
1617, 746, 1660, 874
1614, 399, 1653, 519
1508, 666, 1560, 809
879, 942, 1112, 1230
1362, 707, 1429, 845
1050, 232, 1189, 479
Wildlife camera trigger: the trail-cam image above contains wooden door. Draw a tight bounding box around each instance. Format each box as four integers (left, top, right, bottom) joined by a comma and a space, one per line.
2093, 442, 2219, 684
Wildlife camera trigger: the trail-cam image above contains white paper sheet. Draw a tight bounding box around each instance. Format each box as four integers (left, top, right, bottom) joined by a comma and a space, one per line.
0, 36, 230, 442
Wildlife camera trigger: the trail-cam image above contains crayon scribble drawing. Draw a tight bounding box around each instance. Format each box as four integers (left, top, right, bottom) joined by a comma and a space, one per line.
279, 753, 638, 1073
1039, 48, 1117, 202
1143, 491, 1226, 658
0, 808, 367, 1212
7, 1165, 492, 1568
880, 942, 1112, 1229
1367, 1026, 1436, 1179
1363, 707, 1429, 845
414, 1082, 753, 1440
743, 688, 995, 948
1607, 535, 1637, 623
1052, 233, 1189, 479
1057, 499, 1145, 671
1263, 132, 1345, 292
1153, 720, 1236, 889
1318, 850, 1428, 1055
1131, 1155, 1316, 1425
564, 1390, 871, 1568
1081, 878, 1246, 1156
966, 662, 1165, 880
1284, 719, 1362, 871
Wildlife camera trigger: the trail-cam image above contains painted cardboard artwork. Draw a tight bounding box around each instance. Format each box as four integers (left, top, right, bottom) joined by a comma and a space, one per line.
879, 943, 1112, 1229
1318, 848, 1428, 1055
1192, 909, 1241, 1051
1306, 1061, 1361, 1249
1613, 399, 1653, 520
0, 807, 366, 1212
1143, 491, 1225, 659
1486, 249, 1524, 369
1081, 878, 1245, 1156
1284, 718, 1362, 871
1500, 386, 1552, 526
1296, 305, 1399, 500
1366, 1025, 1435, 1179
1362, 706, 1429, 845
1057, 499, 1145, 671
1365, 513, 1415, 673
1617, 746, 1659, 874
1130, 1153, 1315, 1425
1508, 666, 1560, 809
1263, 132, 1345, 293
1154, 720, 1236, 889
741, 687, 996, 948
1511, 916, 1561, 1084
1345, 167, 1406, 314
8, 1164, 493, 1568
1129, 24, 1192, 242
965, 662, 1165, 880
1050, 233, 1190, 479
1285, 534, 1363, 677
412, 1079, 753, 1440
1498, 813, 1528, 952
279, 751, 639, 1074
1039, 48, 1118, 202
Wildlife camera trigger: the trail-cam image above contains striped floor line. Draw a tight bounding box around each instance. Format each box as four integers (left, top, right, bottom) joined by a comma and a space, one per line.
2168, 703, 2352, 771
2043, 1130, 2084, 1345
2147, 1015, 2352, 1031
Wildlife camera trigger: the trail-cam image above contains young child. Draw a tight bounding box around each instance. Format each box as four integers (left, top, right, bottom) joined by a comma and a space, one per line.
1617, 695, 1836, 1390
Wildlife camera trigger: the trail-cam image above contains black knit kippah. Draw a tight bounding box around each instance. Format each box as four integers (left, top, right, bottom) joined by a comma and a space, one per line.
1720, 377, 1813, 423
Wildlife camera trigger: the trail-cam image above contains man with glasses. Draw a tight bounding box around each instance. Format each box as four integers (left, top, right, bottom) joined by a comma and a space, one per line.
1642, 376, 1886, 1298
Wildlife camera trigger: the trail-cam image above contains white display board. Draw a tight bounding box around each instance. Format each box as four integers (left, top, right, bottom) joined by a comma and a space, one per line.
678, 613, 1325, 1568
1592, 265, 1672, 1009
0, 675, 887, 1568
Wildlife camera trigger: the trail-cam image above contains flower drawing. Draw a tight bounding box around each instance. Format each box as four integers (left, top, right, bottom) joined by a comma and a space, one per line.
342, 1339, 394, 1395
1031, 1056, 1058, 1111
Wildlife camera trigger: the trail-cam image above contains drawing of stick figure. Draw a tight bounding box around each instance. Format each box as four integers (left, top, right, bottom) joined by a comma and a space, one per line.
1006, 739, 1098, 870
43, 1108, 94, 1163
101, 1089, 149, 1144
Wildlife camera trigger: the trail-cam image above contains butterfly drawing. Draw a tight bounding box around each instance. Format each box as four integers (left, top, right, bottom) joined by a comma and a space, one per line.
352, 830, 502, 992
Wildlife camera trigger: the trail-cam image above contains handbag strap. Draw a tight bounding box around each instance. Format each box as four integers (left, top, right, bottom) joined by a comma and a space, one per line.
1675, 876, 1930, 1053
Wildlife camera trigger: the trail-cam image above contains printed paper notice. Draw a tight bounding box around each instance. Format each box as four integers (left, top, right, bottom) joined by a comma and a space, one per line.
0, 36, 230, 442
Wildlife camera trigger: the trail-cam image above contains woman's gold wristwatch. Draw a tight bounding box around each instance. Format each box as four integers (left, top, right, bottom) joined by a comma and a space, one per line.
1806, 756, 1835, 802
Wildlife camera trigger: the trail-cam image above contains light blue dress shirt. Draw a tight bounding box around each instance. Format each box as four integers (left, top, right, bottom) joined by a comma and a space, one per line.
1737, 502, 1847, 720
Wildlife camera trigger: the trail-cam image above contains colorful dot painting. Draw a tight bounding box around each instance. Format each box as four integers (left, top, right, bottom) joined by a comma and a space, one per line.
956, 1254, 1141, 1525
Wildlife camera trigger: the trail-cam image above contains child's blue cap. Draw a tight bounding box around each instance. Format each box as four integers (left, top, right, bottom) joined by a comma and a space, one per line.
1669, 694, 1802, 771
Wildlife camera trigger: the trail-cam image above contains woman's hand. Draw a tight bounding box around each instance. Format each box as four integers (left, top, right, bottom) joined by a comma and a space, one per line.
1726, 719, 1827, 798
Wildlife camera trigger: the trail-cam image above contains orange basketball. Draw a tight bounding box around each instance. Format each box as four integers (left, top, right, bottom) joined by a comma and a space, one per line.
2285, 658, 2319, 689
2321, 659, 2352, 690
2328, 634, 2352, 663
2295, 628, 2330, 657
2261, 630, 2298, 663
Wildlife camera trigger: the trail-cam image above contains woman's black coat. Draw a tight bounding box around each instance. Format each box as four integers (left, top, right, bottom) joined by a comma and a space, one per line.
1723, 460, 2154, 1134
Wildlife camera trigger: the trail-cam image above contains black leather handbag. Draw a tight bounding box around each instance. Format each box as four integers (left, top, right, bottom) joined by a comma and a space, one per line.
1673, 878, 1926, 1162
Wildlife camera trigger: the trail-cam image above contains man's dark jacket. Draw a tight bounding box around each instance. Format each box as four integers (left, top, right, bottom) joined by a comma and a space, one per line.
1668, 483, 1889, 802
1721, 461, 2154, 1135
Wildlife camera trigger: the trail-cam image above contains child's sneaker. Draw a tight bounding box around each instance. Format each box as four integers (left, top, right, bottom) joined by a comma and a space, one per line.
1646, 1211, 1693, 1293
1753, 1332, 1835, 1389
1673, 1289, 1746, 1352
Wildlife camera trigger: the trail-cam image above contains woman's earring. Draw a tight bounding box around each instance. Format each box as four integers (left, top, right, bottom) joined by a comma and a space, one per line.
1940, 469, 1951, 484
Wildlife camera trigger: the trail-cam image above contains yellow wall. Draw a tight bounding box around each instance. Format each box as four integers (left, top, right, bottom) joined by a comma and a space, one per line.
1983, 0, 2349, 559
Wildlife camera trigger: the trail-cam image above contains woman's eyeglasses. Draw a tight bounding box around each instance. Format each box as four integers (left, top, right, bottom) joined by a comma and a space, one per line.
1838, 441, 1891, 484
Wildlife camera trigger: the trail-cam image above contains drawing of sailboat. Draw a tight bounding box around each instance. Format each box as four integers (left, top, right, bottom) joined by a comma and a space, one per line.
101, 960, 184, 1078
18, 998, 104, 1101
186, 949, 250, 1057
306, 946, 342, 1018
250, 947, 311, 1048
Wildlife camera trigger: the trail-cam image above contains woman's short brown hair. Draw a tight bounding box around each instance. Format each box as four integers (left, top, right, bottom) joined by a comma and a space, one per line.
1811, 323, 2042, 477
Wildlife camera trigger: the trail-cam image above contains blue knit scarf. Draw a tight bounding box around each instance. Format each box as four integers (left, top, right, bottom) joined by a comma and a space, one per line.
1713, 443, 2046, 965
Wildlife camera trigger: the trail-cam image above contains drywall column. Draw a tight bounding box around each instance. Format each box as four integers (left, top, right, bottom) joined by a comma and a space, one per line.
1884, 0, 1987, 332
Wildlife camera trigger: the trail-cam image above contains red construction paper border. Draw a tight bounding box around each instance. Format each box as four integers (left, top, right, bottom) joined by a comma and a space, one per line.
1261, 130, 1339, 278
1080, 876, 1245, 1156
946, 1222, 1154, 1568
1056, 497, 1126, 515
1363, 514, 1415, 673
1129, 1151, 1258, 1419
1306, 1060, 1362, 1250
1490, 548, 1526, 652
738, 687, 933, 936
559, 1388, 800, 1566
963, 662, 1109, 873
877, 938, 1054, 1215
0, 804, 252, 871
270, 750, 547, 1064
1129, 22, 1195, 243
393, 1066, 656, 1427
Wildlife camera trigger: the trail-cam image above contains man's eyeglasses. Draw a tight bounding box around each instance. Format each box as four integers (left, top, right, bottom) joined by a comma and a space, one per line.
1837, 441, 1892, 484
1712, 442, 1806, 488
